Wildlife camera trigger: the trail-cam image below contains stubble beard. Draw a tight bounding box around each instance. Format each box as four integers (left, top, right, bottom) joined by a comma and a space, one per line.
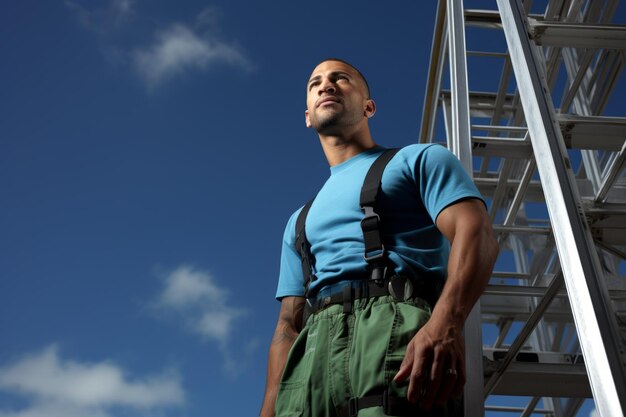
312, 112, 341, 135
311, 106, 360, 136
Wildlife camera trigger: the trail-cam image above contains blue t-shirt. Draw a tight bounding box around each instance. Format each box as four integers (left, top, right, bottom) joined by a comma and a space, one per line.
276, 144, 485, 299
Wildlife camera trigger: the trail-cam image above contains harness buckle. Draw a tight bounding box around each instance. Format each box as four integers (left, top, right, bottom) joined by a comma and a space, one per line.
361, 207, 386, 266
360, 206, 379, 224
360, 207, 383, 262
363, 247, 386, 262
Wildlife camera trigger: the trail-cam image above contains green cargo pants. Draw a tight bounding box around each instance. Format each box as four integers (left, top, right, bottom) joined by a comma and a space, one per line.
275, 290, 460, 416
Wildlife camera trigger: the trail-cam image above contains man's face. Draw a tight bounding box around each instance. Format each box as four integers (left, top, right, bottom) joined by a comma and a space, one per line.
305, 60, 374, 134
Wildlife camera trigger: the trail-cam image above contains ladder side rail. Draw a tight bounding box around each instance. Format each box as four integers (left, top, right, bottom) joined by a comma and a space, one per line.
420, 0, 448, 144
445, 2, 485, 416
496, 0, 626, 415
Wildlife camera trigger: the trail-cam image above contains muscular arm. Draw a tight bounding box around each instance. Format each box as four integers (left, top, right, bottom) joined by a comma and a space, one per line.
259, 296, 305, 417
394, 198, 499, 408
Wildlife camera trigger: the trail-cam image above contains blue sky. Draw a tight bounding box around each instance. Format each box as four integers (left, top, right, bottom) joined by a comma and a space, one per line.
1, 1, 623, 416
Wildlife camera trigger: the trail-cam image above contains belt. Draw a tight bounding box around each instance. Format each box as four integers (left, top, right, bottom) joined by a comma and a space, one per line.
337, 389, 448, 417
303, 275, 439, 322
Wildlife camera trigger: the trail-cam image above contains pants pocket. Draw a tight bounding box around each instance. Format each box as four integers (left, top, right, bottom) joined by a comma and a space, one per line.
275, 326, 311, 416
275, 380, 305, 417
385, 301, 431, 395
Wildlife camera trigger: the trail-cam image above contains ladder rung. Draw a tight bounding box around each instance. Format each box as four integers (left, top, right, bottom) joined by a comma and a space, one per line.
529, 19, 626, 49
483, 348, 591, 397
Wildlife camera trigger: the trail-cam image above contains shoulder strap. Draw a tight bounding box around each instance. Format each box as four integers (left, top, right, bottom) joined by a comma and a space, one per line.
360, 148, 401, 208
295, 147, 402, 296
360, 148, 401, 282
295, 198, 316, 297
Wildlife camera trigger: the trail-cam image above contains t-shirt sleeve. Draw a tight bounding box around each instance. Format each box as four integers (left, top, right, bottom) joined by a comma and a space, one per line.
417, 144, 485, 223
275, 208, 306, 300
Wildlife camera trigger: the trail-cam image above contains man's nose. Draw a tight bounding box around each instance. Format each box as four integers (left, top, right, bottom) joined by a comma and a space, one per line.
318, 79, 336, 95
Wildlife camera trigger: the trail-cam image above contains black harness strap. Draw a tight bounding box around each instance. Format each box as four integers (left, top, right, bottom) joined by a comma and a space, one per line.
295, 148, 400, 296
295, 198, 316, 297
359, 148, 401, 282
337, 390, 447, 417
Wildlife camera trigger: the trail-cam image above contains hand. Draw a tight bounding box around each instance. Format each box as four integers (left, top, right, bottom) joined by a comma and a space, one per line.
393, 319, 466, 410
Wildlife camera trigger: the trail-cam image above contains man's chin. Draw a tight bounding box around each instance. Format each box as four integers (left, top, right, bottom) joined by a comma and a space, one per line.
315, 124, 344, 136
311, 118, 340, 134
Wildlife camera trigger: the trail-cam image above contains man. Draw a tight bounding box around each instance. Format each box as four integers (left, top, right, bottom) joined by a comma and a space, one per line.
260, 58, 499, 417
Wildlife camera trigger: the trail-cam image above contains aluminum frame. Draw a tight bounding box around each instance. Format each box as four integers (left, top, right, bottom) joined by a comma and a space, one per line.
497, 0, 626, 415
421, 0, 626, 415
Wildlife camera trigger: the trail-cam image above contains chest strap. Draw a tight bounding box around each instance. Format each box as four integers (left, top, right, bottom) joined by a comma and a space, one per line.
295, 148, 401, 297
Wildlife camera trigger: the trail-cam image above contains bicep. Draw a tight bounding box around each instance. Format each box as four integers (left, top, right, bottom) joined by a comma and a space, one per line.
435, 198, 491, 243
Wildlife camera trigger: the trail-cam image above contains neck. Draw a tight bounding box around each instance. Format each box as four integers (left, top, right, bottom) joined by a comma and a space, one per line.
318, 127, 377, 166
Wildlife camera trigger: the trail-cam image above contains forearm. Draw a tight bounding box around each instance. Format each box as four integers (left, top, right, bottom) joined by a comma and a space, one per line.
259, 297, 304, 417
432, 219, 498, 330
260, 336, 296, 417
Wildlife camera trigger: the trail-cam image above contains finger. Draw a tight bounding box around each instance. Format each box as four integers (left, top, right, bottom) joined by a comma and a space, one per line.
429, 347, 446, 382
451, 362, 466, 398
420, 350, 446, 410
407, 353, 429, 403
435, 362, 457, 406
394, 344, 415, 383
394, 361, 412, 383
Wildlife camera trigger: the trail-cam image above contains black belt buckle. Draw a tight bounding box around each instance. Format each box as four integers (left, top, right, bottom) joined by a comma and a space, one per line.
388, 275, 414, 301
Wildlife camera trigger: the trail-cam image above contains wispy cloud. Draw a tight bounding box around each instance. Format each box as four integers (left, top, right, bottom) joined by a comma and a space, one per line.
65, 2, 252, 90
155, 265, 245, 343
590, 409, 599, 417
131, 24, 250, 90
0, 345, 184, 417
152, 265, 254, 375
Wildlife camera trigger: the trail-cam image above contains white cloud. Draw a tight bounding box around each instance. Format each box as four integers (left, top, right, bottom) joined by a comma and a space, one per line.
590, 409, 599, 417
152, 265, 252, 376
66, 3, 251, 90
196, 310, 242, 341
159, 264, 226, 308
132, 24, 250, 89
0, 346, 184, 417
0, 402, 112, 417
155, 265, 245, 344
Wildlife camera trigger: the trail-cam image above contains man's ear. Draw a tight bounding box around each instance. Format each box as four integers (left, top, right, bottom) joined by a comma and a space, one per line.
305, 109, 312, 128
364, 99, 376, 119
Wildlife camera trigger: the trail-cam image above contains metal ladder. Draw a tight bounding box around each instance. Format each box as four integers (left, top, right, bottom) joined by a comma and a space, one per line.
420, 0, 626, 415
